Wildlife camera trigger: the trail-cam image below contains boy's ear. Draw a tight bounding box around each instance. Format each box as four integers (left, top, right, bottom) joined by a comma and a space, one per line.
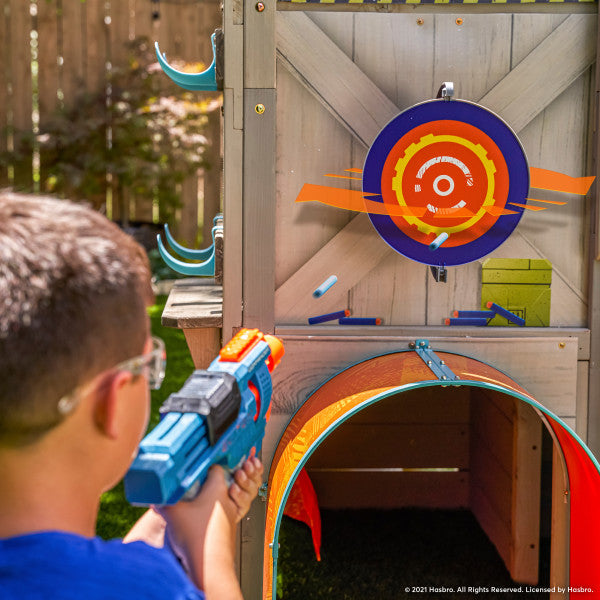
93, 371, 132, 440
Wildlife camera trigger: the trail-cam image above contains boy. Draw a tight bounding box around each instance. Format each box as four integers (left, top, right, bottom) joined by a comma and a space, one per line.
0, 191, 263, 599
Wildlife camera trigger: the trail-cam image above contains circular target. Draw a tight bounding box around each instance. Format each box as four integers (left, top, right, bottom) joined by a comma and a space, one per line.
363, 99, 529, 266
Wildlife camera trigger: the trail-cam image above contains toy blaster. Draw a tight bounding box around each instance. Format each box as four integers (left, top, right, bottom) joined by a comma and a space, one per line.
124, 328, 284, 506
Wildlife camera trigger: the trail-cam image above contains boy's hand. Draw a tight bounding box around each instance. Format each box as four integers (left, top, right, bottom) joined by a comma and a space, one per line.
228, 456, 264, 523
159, 457, 264, 598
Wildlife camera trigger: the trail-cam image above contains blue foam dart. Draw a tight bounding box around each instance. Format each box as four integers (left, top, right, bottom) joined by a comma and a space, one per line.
487, 302, 525, 326
453, 310, 495, 319
308, 309, 349, 325
339, 317, 382, 326
164, 222, 220, 261
429, 232, 449, 251
445, 317, 489, 327
155, 32, 217, 91
157, 233, 216, 276
313, 275, 338, 298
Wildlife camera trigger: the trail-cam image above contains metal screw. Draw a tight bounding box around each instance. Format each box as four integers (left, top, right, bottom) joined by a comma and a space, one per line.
408, 342, 416, 349
258, 483, 268, 501
456, 17, 463, 26
427, 360, 432, 366
559, 342, 566, 349
256, 1, 265, 11
441, 375, 447, 381
440, 360, 445, 365
255, 103, 266, 115
416, 18, 424, 26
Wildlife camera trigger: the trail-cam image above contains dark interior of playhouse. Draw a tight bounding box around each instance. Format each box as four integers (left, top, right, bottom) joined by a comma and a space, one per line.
277, 385, 559, 599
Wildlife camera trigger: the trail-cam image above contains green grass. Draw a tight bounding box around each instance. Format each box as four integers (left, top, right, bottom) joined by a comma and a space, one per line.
96, 296, 195, 540
278, 509, 550, 600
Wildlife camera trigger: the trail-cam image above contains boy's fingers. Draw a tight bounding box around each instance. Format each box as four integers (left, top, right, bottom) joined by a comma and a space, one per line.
234, 468, 249, 487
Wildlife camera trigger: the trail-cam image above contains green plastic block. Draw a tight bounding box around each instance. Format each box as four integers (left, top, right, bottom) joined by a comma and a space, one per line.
481, 258, 552, 327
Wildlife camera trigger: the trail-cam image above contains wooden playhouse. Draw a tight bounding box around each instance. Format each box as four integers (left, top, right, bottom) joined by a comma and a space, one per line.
159, 1, 600, 598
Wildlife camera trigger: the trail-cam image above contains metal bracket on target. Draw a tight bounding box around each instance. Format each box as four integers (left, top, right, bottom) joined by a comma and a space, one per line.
437, 82, 454, 101
430, 265, 448, 283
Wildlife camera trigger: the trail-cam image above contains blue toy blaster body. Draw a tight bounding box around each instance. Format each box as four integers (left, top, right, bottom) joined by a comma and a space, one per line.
125, 329, 284, 506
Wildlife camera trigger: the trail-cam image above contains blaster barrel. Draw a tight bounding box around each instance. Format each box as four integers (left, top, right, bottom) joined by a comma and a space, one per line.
124, 329, 283, 506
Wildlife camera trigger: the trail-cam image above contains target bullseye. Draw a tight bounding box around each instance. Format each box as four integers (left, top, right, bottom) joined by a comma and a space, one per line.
363, 99, 529, 266
433, 175, 454, 196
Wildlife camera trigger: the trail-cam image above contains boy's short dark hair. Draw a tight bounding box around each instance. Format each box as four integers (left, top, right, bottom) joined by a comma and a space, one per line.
0, 191, 153, 446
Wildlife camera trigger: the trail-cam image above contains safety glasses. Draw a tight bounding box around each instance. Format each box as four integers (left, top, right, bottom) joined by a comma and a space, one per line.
114, 336, 166, 391
57, 336, 166, 416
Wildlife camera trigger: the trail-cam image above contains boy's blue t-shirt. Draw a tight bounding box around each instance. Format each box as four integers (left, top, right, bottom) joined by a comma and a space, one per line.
0, 531, 206, 600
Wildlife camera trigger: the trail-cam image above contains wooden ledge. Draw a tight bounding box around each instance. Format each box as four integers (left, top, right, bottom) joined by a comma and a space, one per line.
161, 278, 223, 329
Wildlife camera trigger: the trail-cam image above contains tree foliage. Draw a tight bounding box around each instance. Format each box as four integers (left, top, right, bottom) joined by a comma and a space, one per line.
2, 37, 211, 223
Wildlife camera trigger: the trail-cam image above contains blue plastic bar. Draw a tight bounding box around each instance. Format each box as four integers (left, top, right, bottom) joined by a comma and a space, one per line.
487, 302, 526, 326
308, 309, 349, 325
429, 232, 449, 251
339, 317, 382, 326
313, 275, 338, 298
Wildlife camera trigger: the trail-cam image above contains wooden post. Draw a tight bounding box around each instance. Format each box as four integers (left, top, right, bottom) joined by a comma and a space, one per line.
183, 328, 221, 370
239, 0, 276, 596
222, 0, 244, 338
510, 402, 542, 584
203, 102, 222, 246
549, 444, 569, 598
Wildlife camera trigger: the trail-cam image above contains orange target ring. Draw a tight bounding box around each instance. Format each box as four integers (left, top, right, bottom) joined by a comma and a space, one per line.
380, 120, 509, 248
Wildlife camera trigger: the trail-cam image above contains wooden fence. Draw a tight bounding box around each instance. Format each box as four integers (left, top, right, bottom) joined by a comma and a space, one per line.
0, 0, 222, 245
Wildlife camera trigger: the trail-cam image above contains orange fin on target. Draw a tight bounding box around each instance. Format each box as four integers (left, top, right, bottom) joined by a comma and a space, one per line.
530, 167, 594, 195
295, 183, 427, 217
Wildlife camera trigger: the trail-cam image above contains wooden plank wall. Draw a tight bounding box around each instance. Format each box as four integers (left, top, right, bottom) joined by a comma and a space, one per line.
470, 388, 542, 585
305, 386, 471, 509
0, 0, 221, 244
275, 12, 595, 328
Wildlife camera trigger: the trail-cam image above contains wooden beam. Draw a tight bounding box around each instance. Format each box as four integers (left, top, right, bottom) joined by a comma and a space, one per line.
274, 214, 392, 322
479, 14, 596, 133
270, 335, 578, 418
276, 12, 398, 149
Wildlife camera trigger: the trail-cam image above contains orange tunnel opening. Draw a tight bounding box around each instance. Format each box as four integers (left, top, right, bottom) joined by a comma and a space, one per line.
264, 350, 600, 600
